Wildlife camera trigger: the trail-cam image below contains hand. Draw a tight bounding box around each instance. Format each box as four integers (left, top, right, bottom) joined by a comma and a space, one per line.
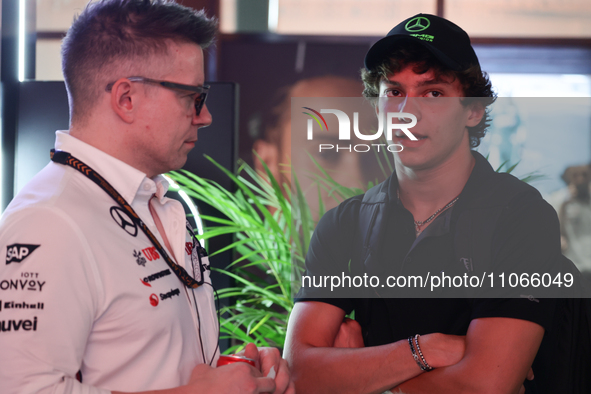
185, 362, 275, 394
333, 317, 364, 348
242, 343, 295, 394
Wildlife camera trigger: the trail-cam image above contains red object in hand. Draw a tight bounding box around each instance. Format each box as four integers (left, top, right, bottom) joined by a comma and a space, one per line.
216, 354, 256, 367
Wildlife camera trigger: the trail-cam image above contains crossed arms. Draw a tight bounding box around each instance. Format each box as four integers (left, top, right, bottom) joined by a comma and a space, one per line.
284, 301, 544, 394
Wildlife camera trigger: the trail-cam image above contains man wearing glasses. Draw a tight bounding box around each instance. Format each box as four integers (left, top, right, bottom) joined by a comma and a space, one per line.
0, 1, 293, 393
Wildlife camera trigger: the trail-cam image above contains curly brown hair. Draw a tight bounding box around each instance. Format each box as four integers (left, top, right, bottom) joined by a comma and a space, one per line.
361, 42, 496, 148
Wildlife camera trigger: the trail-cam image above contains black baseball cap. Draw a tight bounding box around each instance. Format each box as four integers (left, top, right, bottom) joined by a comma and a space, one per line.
364, 13, 480, 71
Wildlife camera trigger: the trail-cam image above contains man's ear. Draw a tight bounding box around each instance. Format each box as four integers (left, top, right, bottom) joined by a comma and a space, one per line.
253, 139, 281, 182
466, 101, 486, 127
110, 79, 137, 124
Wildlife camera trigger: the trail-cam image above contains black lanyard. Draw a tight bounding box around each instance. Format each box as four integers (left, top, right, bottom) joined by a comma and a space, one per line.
50, 149, 203, 288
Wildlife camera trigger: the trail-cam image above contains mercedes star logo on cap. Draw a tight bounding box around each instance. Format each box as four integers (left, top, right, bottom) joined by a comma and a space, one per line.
405, 16, 430, 32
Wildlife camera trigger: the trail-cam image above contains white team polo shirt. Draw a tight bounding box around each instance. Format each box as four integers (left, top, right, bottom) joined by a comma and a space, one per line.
0, 131, 219, 394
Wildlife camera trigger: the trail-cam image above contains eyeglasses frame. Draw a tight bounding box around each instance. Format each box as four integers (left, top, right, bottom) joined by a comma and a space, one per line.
105, 76, 210, 116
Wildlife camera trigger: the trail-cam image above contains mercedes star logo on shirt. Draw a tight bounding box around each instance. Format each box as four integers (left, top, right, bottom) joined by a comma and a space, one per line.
110, 206, 138, 237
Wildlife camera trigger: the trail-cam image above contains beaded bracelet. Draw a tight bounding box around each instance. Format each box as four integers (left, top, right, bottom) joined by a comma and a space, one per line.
408, 336, 427, 371
414, 334, 433, 371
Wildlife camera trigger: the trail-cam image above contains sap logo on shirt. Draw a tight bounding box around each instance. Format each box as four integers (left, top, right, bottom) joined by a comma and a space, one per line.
6, 244, 40, 265
0, 280, 46, 292
0, 316, 37, 332
0, 301, 44, 312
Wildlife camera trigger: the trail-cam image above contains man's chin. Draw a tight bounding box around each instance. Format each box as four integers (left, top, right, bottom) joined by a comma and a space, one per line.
174, 157, 189, 172
394, 153, 434, 173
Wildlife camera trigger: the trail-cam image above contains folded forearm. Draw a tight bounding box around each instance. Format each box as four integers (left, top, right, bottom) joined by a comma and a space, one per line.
393, 364, 482, 394
393, 363, 523, 394
290, 340, 423, 394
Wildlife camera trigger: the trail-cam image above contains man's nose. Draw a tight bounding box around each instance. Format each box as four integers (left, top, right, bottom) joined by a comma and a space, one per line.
397, 95, 408, 112
386, 96, 420, 125
195, 103, 213, 128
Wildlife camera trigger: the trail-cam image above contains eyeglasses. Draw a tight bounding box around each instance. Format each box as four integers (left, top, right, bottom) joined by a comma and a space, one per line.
106, 76, 210, 116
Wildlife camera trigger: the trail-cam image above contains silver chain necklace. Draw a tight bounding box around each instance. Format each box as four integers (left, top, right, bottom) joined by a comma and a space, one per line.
397, 189, 460, 235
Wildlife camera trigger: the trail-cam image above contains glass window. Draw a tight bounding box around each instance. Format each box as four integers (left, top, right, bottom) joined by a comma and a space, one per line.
36, 0, 88, 81
275, 0, 436, 35
36, 0, 87, 31
446, 0, 591, 38
220, 0, 437, 35
36, 39, 62, 80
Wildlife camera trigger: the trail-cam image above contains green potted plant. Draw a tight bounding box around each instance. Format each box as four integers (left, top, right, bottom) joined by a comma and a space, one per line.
168, 157, 312, 352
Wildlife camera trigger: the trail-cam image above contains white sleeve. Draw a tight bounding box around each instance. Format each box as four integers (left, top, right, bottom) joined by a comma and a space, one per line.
0, 207, 109, 394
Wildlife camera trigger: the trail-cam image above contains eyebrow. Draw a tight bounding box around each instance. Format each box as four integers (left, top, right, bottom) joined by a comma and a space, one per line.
382, 77, 452, 88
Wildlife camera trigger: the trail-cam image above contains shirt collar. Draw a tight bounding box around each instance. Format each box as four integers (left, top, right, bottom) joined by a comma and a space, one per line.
451, 150, 495, 217
54, 131, 169, 204
153, 175, 170, 202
